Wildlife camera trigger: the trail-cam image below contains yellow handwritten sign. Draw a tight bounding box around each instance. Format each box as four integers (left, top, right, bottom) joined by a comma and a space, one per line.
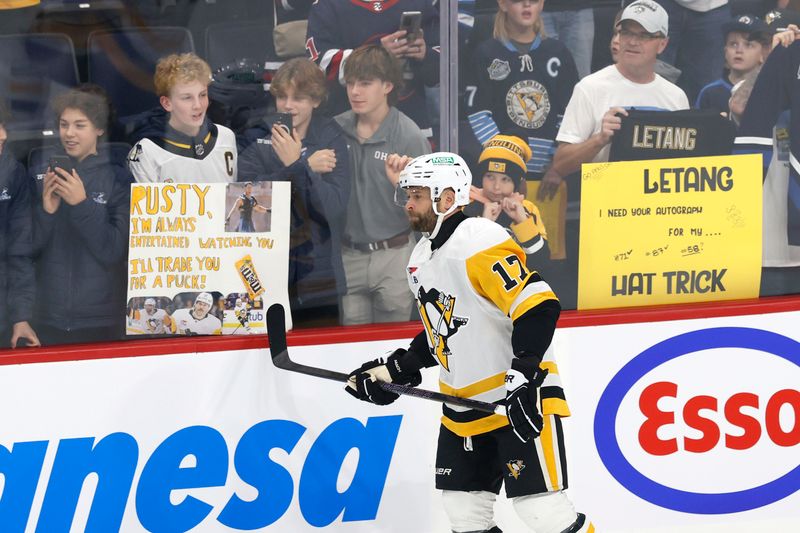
126, 182, 292, 333
578, 154, 762, 310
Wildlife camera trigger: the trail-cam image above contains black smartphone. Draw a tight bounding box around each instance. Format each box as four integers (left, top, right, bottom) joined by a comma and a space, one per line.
400, 11, 422, 42
272, 112, 293, 136
49, 155, 74, 174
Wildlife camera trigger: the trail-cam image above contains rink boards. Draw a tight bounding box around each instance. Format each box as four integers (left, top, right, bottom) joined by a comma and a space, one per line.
0, 308, 797, 531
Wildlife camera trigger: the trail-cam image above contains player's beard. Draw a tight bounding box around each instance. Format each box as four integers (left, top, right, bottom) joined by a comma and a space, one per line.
408, 207, 438, 233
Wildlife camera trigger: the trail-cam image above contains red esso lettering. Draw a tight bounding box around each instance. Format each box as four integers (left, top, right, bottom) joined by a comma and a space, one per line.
638, 381, 800, 455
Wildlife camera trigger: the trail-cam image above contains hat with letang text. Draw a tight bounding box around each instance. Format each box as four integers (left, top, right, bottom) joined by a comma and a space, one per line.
619, 0, 669, 37
477, 134, 532, 188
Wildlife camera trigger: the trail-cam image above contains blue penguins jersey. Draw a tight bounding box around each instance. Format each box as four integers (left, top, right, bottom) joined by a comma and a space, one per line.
466, 37, 579, 177
305, 0, 439, 133
735, 41, 800, 245
407, 216, 569, 437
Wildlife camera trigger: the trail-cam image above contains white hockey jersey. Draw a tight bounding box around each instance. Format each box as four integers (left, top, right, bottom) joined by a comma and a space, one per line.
171, 308, 222, 335
133, 308, 171, 334
128, 123, 237, 183
407, 217, 569, 437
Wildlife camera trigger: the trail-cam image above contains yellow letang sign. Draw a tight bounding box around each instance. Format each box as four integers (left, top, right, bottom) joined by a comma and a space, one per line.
578, 154, 762, 310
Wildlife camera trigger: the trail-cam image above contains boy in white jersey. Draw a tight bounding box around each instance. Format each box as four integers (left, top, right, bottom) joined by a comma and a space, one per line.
128, 53, 237, 183
171, 292, 222, 335
344, 153, 593, 533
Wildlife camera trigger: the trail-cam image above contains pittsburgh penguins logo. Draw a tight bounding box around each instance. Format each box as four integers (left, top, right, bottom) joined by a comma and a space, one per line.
506, 460, 526, 479
506, 79, 550, 129
146, 317, 159, 332
416, 286, 468, 371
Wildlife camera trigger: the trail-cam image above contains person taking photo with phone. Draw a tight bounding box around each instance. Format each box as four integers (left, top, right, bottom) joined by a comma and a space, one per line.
31, 86, 132, 345
238, 58, 350, 326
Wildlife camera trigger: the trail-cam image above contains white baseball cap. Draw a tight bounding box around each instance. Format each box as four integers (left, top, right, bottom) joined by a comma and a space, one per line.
144, 298, 156, 306
619, 0, 669, 37
196, 292, 214, 306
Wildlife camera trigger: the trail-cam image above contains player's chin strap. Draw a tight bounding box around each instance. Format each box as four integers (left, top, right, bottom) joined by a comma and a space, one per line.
426, 199, 459, 240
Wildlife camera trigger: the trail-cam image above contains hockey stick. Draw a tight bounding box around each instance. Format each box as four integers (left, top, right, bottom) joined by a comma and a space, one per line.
266, 304, 506, 416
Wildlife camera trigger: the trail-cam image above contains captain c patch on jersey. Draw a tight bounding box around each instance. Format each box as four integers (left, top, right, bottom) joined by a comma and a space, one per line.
416, 286, 468, 371
506, 79, 550, 129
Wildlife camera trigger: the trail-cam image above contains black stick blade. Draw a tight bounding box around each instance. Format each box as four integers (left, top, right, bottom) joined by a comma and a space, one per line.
266, 303, 289, 367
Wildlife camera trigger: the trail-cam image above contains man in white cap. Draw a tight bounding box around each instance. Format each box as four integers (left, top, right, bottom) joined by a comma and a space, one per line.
542, 0, 689, 187
171, 292, 221, 335
131, 297, 172, 334
537, 0, 689, 310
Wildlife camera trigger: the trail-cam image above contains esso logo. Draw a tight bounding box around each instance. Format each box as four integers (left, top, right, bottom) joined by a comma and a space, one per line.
595, 327, 800, 514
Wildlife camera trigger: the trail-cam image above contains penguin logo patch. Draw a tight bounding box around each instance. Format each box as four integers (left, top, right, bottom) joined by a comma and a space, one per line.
506, 79, 550, 129
416, 286, 468, 371
507, 460, 526, 480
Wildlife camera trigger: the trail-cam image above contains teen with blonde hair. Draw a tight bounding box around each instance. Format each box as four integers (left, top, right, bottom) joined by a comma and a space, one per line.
128, 52, 237, 183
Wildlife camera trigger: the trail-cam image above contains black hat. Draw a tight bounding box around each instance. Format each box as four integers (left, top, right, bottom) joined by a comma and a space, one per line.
722, 14, 772, 38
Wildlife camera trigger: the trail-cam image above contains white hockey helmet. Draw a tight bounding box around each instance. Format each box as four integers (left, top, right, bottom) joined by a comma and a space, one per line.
196, 292, 214, 306
398, 152, 472, 213
144, 298, 156, 306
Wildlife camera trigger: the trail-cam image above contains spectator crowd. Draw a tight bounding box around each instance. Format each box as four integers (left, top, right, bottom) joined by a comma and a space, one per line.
1, 0, 799, 347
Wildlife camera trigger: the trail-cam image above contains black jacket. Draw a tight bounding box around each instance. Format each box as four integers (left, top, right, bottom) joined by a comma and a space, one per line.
238, 114, 350, 308
0, 150, 34, 328
31, 148, 132, 330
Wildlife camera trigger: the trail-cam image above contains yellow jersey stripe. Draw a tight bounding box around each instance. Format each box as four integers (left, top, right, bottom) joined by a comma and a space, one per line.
441, 414, 508, 437
439, 372, 507, 398
509, 216, 539, 243
542, 397, 571, 417
588, 523, 596, 533
510, 288, 557, 321
540, 361, 559, 374
540, 415, 561, 489
203, 132, 212, 143
164, 139, 192, 149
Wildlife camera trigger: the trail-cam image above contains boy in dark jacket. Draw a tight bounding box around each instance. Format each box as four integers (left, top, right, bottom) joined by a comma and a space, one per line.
32, 87, 132, 345
0, 100, 39, 347
238, 58, 350, 324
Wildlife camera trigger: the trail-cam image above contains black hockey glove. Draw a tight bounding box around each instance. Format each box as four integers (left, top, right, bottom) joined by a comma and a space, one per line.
345, 349, 423, 405
505, 357, 548, 443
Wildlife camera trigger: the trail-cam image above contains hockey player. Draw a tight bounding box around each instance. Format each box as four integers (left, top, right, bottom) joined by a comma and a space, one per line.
464, 134, 549, 267
345, 152, 593, 533
171, 292, 222, 335
128, 53, 238, 184
132, 298, 172, 335
225, 182, 268, 232
466, 0, 579, 180
233, 297, 251, 332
